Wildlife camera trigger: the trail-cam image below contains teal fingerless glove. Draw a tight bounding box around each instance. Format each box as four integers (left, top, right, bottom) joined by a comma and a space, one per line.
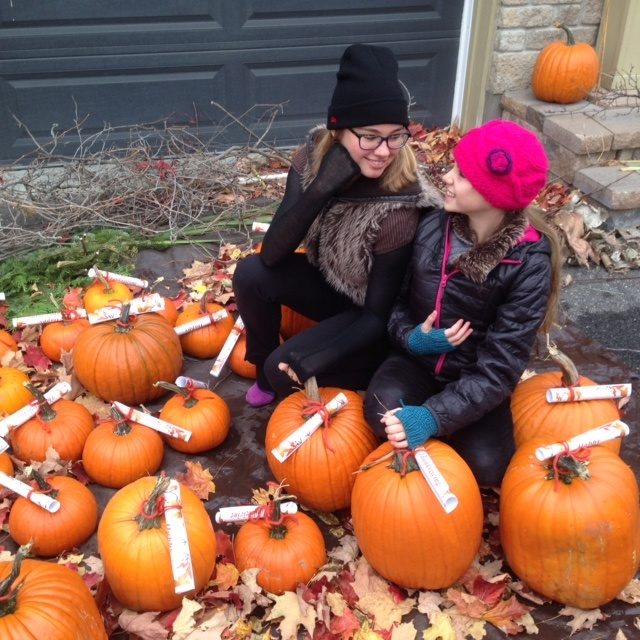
396, 405, 438, 450
407, 324, 454, 355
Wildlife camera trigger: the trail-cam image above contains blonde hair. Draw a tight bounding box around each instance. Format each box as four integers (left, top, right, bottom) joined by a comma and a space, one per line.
526, 206, 563, 333
308, 128, 418, 192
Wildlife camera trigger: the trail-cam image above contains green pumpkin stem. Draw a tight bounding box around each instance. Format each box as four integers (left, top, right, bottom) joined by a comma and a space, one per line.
109, 406, 132, 436
554, 21, 576, 46
0, 543, 32, 617
92, 265, 114, 293
154, 381, 198, 407
28, 469, 59, 500
135, 475, 171, 530
268, 499, 288, 539
390, 450, 421, 477
24, 383, 57, 421
114, 303, 134, 332
546, 454, 591, 484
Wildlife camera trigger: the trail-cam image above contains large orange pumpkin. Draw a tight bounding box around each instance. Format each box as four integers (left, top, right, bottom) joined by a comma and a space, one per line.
0, 545, 108, 639
82, 407, 164, 488
500, 439, 640, 608
351, 441, 483, 590
97, 475, 216, 612
158, 382, 231, 453
0, 368, 32, 416
531, 22, 600, 104
73, 304, 183, 405
265, 385, 378, 512
176, 295, 234, 359
8, 473, 98, 557
10, 386, 94, 463
233, 499, 326, 595
511, 345, 621, 452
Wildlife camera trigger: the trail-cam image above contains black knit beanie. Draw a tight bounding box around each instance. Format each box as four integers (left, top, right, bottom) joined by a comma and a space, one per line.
327, 43, 409, 130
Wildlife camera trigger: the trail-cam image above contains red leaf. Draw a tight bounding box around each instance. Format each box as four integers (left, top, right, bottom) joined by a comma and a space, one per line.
23, 345, 52, 371
215, 529, 235, 563
471, 575, 507, 606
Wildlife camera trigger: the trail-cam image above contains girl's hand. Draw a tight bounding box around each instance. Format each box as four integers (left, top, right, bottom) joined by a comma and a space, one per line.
381, 409, 408, 450
278, 362, 301, 385
421, 311, 473, 347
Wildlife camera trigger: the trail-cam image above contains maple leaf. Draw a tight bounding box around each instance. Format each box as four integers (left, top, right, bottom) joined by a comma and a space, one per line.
171, 598, 203, 640
328, 534, 360, 564
353, 620, 386, 639
22, 344, 52, 371
329, 606, 361, 638
390, 622, 418, 640
63, 287, 84, 309
423, 611, 456, 640
265, 588, 317, 640
482, 595, 533, 635
417, 590, 445, 615
74, 392, 112, 419
118, 610, 169, 639
215, 529, 235, 564
617, 578, 640, 603
558, 605, 606, 635
470, 575, 506, 606
175, 461, 215, 499
212, 561, 240, 591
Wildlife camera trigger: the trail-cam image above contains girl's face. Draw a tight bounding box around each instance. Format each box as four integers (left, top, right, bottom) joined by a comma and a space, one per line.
337, 125, 406, 179
442, 163, 494, 215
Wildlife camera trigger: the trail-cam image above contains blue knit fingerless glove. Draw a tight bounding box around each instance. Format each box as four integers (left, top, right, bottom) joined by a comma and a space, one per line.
407, 324, 454, 355
396, 405, 439, 450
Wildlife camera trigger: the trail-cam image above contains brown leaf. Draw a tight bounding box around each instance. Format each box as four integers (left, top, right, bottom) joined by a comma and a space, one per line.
482, 595, 533, 635
266, 588, 317, 640
175, 461, 216, 500
559, 606, 606, 635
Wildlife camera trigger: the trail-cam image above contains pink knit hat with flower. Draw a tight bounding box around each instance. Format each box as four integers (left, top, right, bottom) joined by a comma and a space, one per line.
453, 120, 548, 211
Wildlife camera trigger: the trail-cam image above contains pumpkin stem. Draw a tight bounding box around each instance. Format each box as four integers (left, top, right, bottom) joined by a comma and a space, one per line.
154, 381, 199, 407
109, 406, 133, 436
546, 452, 591, 485
304, 376, 321, 403
389, 450, 420, 477
0, 543, 31, 617
545, 334, 580, 386
24, 382, 57, 421
114, 303, 135, 332
92, 265, 114, 293
28, 469, 59, 500
354, 450, 396, 474
553, 21, 576, 46
199, 291, 216, 313
135, 475, 171, 530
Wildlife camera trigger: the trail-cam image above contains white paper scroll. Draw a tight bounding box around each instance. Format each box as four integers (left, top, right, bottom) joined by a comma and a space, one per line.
175, 376, 209, 389
270, 393, 348, 463
111, 402, 191, 442
413, 447, 459, 513
12, 308, 88, 328
163, 479, 195, 594
210, 316, 244, 377
174, 309, 228, 336
546, 383, 632, 403
87, 294, 164, 324
87, 268, 149, 290
535, 420, 630, 461
215, 501, 298, 524
0, 472, 60, 513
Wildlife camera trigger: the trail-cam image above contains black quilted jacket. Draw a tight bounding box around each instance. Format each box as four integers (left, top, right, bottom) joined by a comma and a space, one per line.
387, 207, 552, 436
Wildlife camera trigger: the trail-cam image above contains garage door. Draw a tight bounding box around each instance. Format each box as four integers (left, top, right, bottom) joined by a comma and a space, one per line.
0, 1, 464, 164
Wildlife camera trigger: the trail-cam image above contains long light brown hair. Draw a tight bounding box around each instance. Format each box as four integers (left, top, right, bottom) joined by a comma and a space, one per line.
308, 128, 418, 192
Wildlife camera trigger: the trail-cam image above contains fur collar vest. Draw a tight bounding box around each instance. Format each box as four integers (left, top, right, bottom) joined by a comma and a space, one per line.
449, 211, 529, 283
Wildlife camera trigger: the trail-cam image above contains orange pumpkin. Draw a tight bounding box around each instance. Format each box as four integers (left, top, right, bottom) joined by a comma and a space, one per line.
82, 407, 164, 488
233, 500, 326, 595
0, 329, 17, 358
176, 295, 235, 359
265, 385, 378, 512
500, 439, 640, 608
83, 272, 133, 313
351, 441, 484, 590
0, 367, 31, 416
73, 304, 183, 405
39, 312, 89, 362
158, 382, 231, 453
10, 386, 94, 463
280, 306, 317, 340
97, 475, 217, 612
8, 473, 98, 557
0, 452, 14, 476
155, 295, 180, 325
511, 345, 621, 452
229, 333, 257, 379
0, 546, 108, 639
532, 22, 600, 104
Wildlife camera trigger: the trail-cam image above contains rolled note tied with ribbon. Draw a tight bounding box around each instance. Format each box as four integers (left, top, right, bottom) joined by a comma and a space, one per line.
535, 420, 630, 461
546, 383, 632, 403
413, 447, 459, 514
87, 268, 149, 290
175, 376, 208, 389
87, 294, 164, 324
0, 472, 60, 512
215, 501, 298, 524
210, 316, 244, 377
111, 402, 192, 442
174, 309, 228, 336
163, 479, 195, 594
271, 392, 348, 463
12, 308, 88, 328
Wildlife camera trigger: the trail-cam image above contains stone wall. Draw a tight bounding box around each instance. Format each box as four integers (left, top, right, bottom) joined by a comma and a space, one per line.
484, 0, 604, 120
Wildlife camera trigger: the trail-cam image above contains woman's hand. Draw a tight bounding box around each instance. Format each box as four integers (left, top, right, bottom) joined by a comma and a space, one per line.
421, 310, 473, 347
278, 362, 302, 385
381, 409, 408, 450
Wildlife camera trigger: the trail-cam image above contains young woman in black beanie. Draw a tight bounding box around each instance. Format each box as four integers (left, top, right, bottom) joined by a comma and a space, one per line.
233, 43, 441, 406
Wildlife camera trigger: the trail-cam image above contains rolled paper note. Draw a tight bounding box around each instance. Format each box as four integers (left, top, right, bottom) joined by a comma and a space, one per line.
111, 402, 192, 442
251, 221, 271, 232
87, 293, 165, 324
0, 437, 9, 454
546, 383, 632, 403
535, 419, 630, 461
174, 309, 228, 336
0, 471, 61, 513
271, 392, 348, 463
87, 268, 149, 290
215, 501, 298, 524
175, 376, 209, 389
413, 447, 459, 514
210, 316, 244, 377
0, 381, 71, 438
0, 293, 4, 301
12, 308, 88, 328
163, 479, 195, 594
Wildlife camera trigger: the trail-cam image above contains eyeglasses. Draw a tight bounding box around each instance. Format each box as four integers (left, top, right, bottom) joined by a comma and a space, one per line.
348, 128, 411, 150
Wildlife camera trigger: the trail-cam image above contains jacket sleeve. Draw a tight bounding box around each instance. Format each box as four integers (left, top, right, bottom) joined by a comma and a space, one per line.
285, 242, 413, 381
425, 250, 552, 437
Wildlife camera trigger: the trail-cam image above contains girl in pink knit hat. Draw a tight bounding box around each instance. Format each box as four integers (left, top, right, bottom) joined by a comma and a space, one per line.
364, 119, 562, 486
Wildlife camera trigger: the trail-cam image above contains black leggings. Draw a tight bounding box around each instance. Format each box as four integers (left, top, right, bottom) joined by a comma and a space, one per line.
364, 350, 515, 487
233, 253, 388, 396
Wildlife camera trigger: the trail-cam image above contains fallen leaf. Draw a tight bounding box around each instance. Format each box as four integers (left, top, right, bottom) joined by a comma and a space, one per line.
617, 578, 640, 603
328, 534, 360, 564
423, 611, 456, 640
558, 605, 606, 635
172, 598, 203, 640
118, 610, 169, 639
175, 461, 215, 499
482, 595, 533, 635
391, 621, 418, 640
266, 588, 317, 640
212, 561, 240, 591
